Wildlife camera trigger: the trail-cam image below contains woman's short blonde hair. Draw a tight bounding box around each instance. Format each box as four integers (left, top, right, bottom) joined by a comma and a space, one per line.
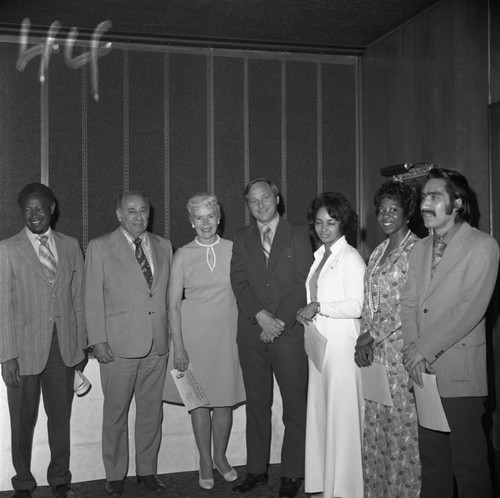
187, 193, 221, 220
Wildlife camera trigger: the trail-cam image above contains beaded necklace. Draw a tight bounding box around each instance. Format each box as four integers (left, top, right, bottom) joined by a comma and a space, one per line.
367, 229, 411, 319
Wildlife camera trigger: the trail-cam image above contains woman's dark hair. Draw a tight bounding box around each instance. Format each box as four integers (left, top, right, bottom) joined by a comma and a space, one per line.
374, 180, 416, 218
307, 192, 358, 237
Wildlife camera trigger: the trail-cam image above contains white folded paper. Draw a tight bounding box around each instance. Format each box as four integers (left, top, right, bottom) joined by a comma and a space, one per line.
304, 322, 327, 373
413, 373, 450, 432
74, 370, 92, 397
170, 364, 209, 411
360, 362, 393, 407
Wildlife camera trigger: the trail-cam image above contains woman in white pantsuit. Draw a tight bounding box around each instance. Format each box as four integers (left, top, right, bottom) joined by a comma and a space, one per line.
297, 192, 365, 498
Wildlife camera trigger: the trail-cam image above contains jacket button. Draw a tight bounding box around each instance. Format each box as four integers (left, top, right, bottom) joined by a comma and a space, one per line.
423, 309, 428, 313
149, 312, 152, 315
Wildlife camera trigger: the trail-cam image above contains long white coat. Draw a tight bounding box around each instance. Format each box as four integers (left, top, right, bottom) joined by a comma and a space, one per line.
304, 236, 365, 498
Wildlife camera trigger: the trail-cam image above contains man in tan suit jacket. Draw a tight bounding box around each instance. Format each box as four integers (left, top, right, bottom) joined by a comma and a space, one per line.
84, 191, 172, 496
401, 168, 499, 498
0, 183, 86, 498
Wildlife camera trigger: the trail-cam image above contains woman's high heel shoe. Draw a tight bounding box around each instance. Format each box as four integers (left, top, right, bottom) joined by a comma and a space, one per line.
199, 471, 215, 490
214, 464, 238, 482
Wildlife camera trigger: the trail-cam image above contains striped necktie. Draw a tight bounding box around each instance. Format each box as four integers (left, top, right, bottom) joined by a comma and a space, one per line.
262, 226, 272, 266
37, 234, 57, 284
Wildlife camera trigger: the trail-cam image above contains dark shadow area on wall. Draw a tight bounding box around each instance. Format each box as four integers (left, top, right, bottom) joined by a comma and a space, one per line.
147, 205, 155, 236
50, 198, 60, 231
218, 203, 226, 239
468, 187, 480, 229
405, 178, 427, 240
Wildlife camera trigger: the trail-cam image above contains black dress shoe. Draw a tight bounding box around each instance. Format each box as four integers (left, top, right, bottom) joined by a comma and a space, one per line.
137, 474, 165, 493
11, 491, 31, 498
232, 473, 269, 493
278, 477, 303, 498
105, 480, 124, 496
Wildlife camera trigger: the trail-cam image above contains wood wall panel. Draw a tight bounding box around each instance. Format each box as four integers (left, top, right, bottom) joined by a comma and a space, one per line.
0, 43, 41, 239
361, 0, 489, 253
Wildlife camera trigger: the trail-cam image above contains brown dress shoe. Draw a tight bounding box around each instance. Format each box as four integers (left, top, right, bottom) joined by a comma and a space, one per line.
232, 473, 269, 493
137, 474, 165, 493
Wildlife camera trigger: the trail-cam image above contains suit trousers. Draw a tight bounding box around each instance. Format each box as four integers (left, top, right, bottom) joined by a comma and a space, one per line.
99, 351, 167, 480
418, 396, 492, 498
7, 328, 75, 491
238, 340, 308, 478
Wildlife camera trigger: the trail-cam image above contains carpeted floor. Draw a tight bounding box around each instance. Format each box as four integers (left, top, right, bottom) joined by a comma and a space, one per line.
1, 454, 498, 498
0, 465, 309, 498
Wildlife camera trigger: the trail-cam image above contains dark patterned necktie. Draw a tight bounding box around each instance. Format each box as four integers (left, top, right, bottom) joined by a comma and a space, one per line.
262, 226, 272, 266
431, 234, 447, 277
134, 238, 153, 288
37, 234, 56, 284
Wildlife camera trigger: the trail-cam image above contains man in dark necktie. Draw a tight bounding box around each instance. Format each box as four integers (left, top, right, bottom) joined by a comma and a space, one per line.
230, 178, 313, 498
84, 191, 172, 496
401, 168, 499, 498
0, 183, 87, 498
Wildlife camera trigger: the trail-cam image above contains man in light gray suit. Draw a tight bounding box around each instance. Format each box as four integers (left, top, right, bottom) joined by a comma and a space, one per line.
0, 182, 87, 498
84, 191, 172, 496
401, 168, 499, 498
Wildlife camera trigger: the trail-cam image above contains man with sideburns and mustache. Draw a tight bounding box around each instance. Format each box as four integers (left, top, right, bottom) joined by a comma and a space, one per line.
401, 168, 499, 498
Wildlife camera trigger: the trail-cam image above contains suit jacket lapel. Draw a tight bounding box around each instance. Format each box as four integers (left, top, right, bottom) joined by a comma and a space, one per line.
149, 234, 164, 290
267, 218, 288, 273
112, 229, 161, 290
111, 229, 147, 283
52, 231, 68, 284
418, 237, 433, 297
245, 223, 265, 270
13, 229, 48, 283
424, 224, 467, 298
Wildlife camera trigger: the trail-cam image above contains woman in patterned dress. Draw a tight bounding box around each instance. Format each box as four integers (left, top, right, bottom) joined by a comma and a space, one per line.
355, 181, 421, 497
